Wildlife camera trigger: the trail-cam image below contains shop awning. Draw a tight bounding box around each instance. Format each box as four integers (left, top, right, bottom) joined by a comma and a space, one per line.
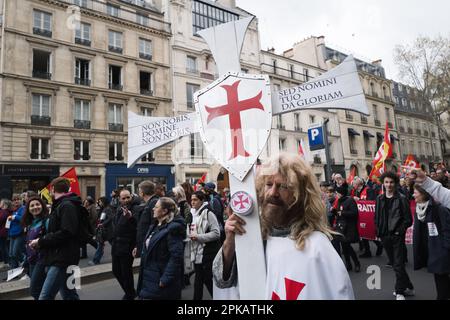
348, 128, 360, 136
363, 130, 375, 138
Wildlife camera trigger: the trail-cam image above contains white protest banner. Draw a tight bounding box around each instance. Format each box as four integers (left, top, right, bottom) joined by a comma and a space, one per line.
272, 55, 369, 116
127, 111, 199, 168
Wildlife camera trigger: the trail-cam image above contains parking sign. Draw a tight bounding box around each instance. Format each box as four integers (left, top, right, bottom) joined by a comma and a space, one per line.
308, 124, 325, 151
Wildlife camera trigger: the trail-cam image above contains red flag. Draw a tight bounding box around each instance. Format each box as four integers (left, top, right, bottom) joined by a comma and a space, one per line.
61, 167, 81, 196
369, 122, 392, 182
298, 139, 306, 159
193, 172, 207, 191
404, 154, 420, 169
347, 166, 357, 184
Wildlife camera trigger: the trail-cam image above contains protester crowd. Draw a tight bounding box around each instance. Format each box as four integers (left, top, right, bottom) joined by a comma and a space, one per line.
0, 158, 448, 300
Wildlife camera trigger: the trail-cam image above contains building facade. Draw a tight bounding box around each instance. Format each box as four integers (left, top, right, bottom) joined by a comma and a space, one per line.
288, 36, 401, 179
392, 81, 442, 166
0, 0, 174, 199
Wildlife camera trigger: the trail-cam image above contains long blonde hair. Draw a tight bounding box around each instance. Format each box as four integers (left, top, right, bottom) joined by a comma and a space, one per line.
256, 153, 335, 250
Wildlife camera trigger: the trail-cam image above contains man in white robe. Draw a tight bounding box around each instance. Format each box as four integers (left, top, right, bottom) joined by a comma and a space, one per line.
212, 153, 354, 300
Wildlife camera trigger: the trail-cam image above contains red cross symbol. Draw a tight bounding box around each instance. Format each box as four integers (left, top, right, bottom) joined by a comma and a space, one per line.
271, 278, 306, 300
233, 193, 250, 210
204, 80, 264, 160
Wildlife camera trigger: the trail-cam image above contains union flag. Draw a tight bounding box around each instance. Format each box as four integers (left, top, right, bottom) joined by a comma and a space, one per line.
369, 122, 392, 182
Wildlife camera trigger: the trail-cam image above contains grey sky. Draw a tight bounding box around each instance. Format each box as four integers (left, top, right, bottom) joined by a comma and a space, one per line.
236, 0, 450, 82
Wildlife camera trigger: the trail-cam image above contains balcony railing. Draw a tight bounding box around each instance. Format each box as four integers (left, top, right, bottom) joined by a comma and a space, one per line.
374, 120, 381, 127
361, 116, 368, 124
30, 153, 50, 160
277, 125, 286, 130
346, 114, 353, 121
140, 89, 153, 96
75, 77, 91, 86
31, 115, 51, 126
399, 126, 405, 133
365, 150, 372, 157
75, 37, 91, 46
108, 46, 123, 54
408, 128, 413, 134
74, 120, 91, 129
109, 83, 123, 91
350, 149, 358, 155
109, 123, 123, 132
32, 70, 51, 80
33, 27, 52, 37
186, 68, 199, 75
139, 53, 152, 61
74, 153, 91, 160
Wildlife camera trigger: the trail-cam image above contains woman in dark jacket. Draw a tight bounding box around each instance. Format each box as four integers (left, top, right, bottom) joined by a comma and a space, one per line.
334, 185, 361, 272
413, 185, 450, 300
138, 197, 186, 300
21, 197, 48, 300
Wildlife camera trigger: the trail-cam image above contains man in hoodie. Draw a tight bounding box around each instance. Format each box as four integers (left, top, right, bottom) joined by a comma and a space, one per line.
29, 178, 81, 300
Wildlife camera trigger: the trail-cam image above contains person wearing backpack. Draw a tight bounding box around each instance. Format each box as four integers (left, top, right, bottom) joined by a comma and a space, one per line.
90, 196, 114, 265
203, 182, 225, 243
189, 191, 220, 300
28, 177, 82, 300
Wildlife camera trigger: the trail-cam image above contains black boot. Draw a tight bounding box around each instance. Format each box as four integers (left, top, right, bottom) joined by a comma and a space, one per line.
345, 260, 352, 271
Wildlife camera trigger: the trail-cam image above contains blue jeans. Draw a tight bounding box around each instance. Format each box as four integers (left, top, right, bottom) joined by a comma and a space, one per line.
0, 237, 8, 263
9, 235, 25, 268
29, 262, 46, 300
39, 266, 80, 300
93, 241, 107, 264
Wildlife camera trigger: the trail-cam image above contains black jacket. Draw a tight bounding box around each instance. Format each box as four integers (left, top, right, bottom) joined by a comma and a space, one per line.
138, 215, 186, 300
111, 205, 138, 256
136, 195, 159, 257
38, 193, 81, 268
413, 199, 450, 274
374, 191, 412, 238
334, 196, 359, 243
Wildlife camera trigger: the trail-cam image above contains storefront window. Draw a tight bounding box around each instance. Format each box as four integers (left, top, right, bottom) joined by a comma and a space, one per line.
116, 176, 166, 194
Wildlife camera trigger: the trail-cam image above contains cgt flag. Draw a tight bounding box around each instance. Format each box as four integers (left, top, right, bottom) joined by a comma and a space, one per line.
39, 167, 81, 204
369, 122, 392, 182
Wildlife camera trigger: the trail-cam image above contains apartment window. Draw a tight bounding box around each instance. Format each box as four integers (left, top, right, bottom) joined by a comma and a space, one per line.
410, 101, 415, 110
402, 98, 407, 107
369, 82, 375, 96
398, 84, 403, 92
294, 113, 300, 131
309, 115, 315, 124
74, 140, 90, 160
385, 107, 390, 121
192, 0, 239, 34
186, 56, 197, 74
394, 96, 399, 105
108, 31, 123, 53
107, 3, 120, 17
139, 38, 152, 60
364, 135, 370, 154
418, 141, 423, 155
141, 107, 153, 117
426, 142, 430, 155
241, 68, 248, 74
349, 135, 357, 154
277, 115, 284, 129
345, 110, 353, 121
289, 64, 294, 78
410, 140, 414, 154
190, 133, 204, 158
108, 65, 122, 90
401, 139, 406, 153
303, 68, 309, 82
75, 22, 91, 46
279, 138, 286, 151
141, 152, 155, 162
108, 103, 123, 131
136, 13, 149, 26
383, 86, 388, 99
373, 104, 379, 125
186, 83, 200, 109
75, 58, 90, 86
109, 142, 124, 161
73, 0, 89, 7
31, 94, 51, 126
31, 138, 50, 160
74, 99, 91, 129
272, 59, 277, 74
33, 10, 52, 37
32, 49, 51, 80
140, 71, 153, 95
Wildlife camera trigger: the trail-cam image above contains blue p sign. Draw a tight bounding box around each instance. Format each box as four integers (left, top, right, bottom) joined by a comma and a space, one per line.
308, 125, 325, 151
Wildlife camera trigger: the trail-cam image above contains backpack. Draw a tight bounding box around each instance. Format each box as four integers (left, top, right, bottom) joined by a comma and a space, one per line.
78, 205, 94, 244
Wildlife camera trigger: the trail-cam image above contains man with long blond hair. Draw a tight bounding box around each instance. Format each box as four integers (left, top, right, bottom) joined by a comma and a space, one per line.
213, 153, 354, 299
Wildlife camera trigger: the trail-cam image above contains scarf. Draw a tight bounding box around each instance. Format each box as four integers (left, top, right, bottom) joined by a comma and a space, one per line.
416, 201, 429, 222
